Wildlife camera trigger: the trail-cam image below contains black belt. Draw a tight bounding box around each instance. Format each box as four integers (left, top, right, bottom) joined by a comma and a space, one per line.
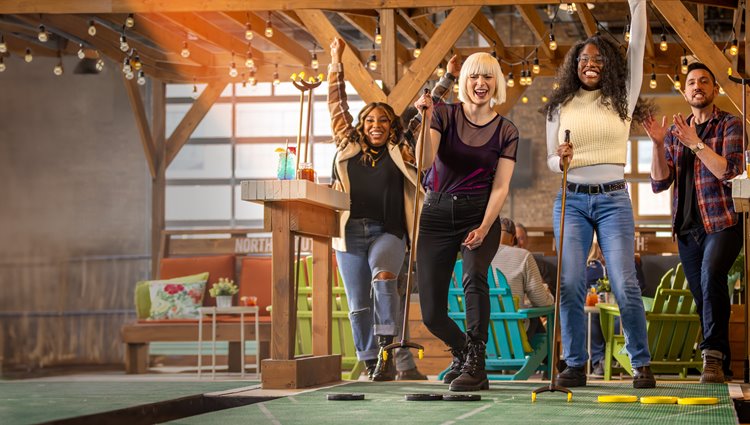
566, 180, 627, 194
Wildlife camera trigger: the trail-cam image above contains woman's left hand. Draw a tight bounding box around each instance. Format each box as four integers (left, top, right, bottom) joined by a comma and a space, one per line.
462, 226, 489, 250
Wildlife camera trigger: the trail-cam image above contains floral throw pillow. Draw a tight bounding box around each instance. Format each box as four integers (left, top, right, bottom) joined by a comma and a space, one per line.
148, 280, 206, 320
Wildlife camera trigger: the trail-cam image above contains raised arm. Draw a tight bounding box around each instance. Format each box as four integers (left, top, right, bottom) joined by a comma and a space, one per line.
413, 93, 441, 170
327, 37, 354, 143
546, 110, 563, 173
405, 54, 459, 138
626, 0, 647, 115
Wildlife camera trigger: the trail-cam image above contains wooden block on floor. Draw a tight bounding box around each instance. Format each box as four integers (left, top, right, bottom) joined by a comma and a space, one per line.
261, 355, 341, 389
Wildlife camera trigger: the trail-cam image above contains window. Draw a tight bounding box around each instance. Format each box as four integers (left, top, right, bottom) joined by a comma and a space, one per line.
626, 138, 672, 225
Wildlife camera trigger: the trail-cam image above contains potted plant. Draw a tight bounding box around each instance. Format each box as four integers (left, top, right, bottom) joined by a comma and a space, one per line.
596, 276, 611, 303
209, 277, 239, 308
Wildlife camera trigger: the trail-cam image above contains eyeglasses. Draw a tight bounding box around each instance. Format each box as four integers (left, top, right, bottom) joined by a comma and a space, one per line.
577, 54, 605, 65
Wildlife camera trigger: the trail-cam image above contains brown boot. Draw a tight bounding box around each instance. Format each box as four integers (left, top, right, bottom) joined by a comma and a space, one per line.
701, 352, 726, 384
449, 340, 489, 392
396, 367, 428, 380
442, 345, 467, 384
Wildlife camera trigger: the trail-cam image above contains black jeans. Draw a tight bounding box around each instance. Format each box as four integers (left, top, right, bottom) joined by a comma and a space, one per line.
677, 222, 742, 374
416, 191, 501, 349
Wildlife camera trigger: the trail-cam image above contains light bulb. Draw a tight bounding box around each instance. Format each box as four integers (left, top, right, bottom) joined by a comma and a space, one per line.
53, 62, 63, 76
624, 24, 630, 43
125, 14, 135, 28
0, 36, 6, 53
659, 34, 668, 52
181, 41, 190, 58
549, 34, 557, 51
532, 58, 540, 74
248, 73, 257, 86
229, 63, 238, 77
119, 35, 129, 52
245, 23, 253, 41
77, 45, 86, 59
566, 3, 576, 14
730, 40, 738, 56
95, 58, 104, 71
553, 82, 560, 90
522, 96, 529, 104
88, 21, 96, 36
24, 49, 33, 63
0, 58, 5, 72
311, 52, 319, 70
245, 56, 254, 68
125, 70, 134, 80
681, 58, 688, 74
191, 84, 199, 99
265, 20, 273, 38
273, 72, 280, 86
368, 54, 377, 71
413, 42, 421, 58
131, 55, 142, 70
137, 70, 146, 85
375, 26, 382, 45
453, 83, 459, 94
507, 72, 514, 87
649, 73, 657, 89
673, 74, 681, 90
122, 58, 131, 73
541, 95, 549, 103
436, 64, 445, 78
38, 25, 48, 42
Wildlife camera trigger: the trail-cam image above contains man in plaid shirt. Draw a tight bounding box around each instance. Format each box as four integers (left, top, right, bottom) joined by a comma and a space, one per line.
644, 62, 745, 383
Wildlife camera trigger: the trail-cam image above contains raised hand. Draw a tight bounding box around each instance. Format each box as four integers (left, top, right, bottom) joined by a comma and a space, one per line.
414, 91, 433, 116
447, 54, 461, 77
672, 113, 701, 148
330, 37, 345, 64
642, 115, 669, 144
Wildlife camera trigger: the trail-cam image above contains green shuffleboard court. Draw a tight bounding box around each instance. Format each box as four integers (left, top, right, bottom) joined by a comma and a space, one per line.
166, 381, 736, 425
0, 381, 258, 425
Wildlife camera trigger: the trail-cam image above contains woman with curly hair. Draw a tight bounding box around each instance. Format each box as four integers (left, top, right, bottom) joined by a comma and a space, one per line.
414, 52, 518, 392
543, 0, 655, 389
327, 37, 426, 381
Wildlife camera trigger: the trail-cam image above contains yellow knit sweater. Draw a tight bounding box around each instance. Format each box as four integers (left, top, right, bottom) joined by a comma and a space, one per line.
558, 89, 630, 169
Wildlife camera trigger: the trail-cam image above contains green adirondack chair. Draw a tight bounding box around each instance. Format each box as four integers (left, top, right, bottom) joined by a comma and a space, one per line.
599, 263, 702, 380
438, 259, 554, 381
295, 256, 365, 380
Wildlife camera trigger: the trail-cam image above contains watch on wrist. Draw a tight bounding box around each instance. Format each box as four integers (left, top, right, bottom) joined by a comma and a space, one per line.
691, 142, 705, 153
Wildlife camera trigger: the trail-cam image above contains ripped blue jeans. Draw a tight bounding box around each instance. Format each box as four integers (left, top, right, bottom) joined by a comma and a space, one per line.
335, 218, 406, 361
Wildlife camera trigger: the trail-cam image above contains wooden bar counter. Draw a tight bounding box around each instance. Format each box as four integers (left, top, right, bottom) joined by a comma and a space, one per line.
241, 179, 349, 389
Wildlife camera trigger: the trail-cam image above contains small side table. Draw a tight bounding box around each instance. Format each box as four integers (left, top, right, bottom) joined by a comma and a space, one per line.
198, 306, 260, 379
584, 305, 599, 375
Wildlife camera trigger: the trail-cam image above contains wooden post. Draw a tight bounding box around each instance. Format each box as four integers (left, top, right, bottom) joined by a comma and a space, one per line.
151, 81, 166, 278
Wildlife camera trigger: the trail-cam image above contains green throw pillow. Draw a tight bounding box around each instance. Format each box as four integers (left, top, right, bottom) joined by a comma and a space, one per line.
148, 281, 206, 320
134, 272, 209, 319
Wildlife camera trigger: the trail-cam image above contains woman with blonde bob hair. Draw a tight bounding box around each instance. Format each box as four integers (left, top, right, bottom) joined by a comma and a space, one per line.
414, 52, 518, 391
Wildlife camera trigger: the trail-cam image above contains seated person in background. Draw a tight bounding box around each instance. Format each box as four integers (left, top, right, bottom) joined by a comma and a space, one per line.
515, 222, 556, 295
490, 218, 554, 339
587, 241, 645, 377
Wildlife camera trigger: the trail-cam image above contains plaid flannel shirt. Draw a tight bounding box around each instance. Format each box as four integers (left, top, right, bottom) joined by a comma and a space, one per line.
650, 105, 745, 234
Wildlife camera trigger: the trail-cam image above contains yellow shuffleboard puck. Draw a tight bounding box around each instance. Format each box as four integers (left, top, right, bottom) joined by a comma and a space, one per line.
598, 395, 638, 403
640, 396, 678, 404
677, 397, 719, 405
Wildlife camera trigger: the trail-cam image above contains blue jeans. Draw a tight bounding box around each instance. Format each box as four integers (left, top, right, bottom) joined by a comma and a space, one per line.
553, 186, 650, 368
335, 218, 406, 361
677, 223, 742, 374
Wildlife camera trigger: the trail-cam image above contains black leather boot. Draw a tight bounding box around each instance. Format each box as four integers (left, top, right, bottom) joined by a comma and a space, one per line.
364, 359, 377, 380
443, 345, 468, 384
372, 336, 396, 381
449, 340, 489, 391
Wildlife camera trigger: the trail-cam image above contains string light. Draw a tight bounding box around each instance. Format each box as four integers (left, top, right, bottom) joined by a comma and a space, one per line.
77, 44, 86, 59
38, 25, 48, 43
311, 42, 319, 70
248, 70, 257, 86
413, 41, 421, 58
436, 63, 445, 78
519, 69, 526, 86
649, 65, 657, 89
549, 24, 558, 51
729, 38, 739, 56
624, 23, 631, 43
368, 46, 378, 71
0, 57, 5, 72
265, 13, 273, 38
122, 57, 132, 73
541, 95, 549, 103
119, 33, 129, 52
506, 71, 515, 87
659, 34, 668, 52
491, 41, 497, 58
137, 70, 146, 85
95, 57, 104, 71
191, 80, 199, 99
87, 20, 96, 36
273, 64, 280, 86
375, 17, 382, 45
125, 69, 134, 80
0, 34, 6, 53
453, 83, 459, 94
131, 51, 142, 70
681, 54, 688, 74
673, 73, 681, 90
53, 61, 63, 76
521, 95, 529, 104
181, 41, 190, 58
245, 22, 253, 41
245, 44, 254, 68
565, 3, 576, 14
532, 55, 540, 74
229, 52, 238, 77
125, 14, 135, 28
24, 48, 33, 63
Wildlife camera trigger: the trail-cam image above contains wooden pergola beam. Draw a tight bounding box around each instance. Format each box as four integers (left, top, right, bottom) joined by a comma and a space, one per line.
516, 5, 553, 58
472, 11, 506, 58
297, 9, 387, 104
652, 0, 745, 115
123, 76, 156, 178
2, 1, 738, 14
166, 81, 227, 166
339, 13, 411, 65
388, 6, 480, 115
380, 9, 398, 94
222, 11, 311, 66
575, 3, 598, 37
